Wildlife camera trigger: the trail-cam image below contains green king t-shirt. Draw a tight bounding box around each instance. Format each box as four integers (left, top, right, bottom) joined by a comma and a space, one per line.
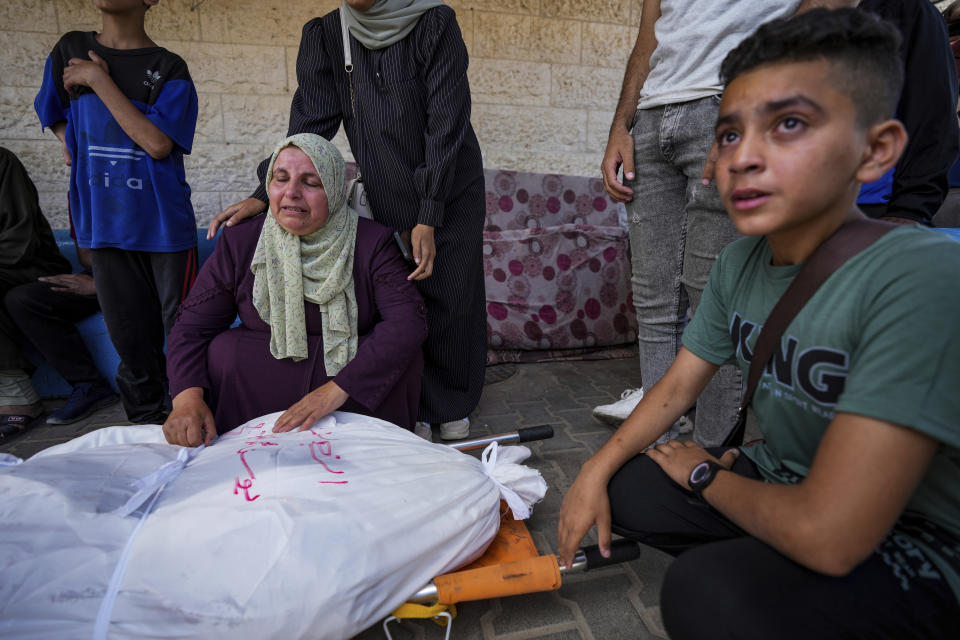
683, 226, 960, 600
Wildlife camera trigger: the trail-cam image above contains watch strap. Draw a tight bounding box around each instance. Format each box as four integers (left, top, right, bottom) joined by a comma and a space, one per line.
690, 459, 724, 497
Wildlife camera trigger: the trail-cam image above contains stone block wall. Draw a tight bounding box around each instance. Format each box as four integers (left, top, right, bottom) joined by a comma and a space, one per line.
0, 1, 950, 228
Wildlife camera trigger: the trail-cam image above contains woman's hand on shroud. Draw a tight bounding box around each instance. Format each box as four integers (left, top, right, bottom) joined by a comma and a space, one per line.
163, 388, 217, 447
207, 197, 266, 240
407, 224, 436, 281
273, 381, 349, 433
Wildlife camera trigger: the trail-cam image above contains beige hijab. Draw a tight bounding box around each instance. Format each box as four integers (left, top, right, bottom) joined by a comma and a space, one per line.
251, 133, 359, 375
341, 0, 445, 50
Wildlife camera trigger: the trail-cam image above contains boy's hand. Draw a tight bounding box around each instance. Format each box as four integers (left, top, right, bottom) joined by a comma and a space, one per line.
645, 440, 739, 490
63, 51, 110, 94
557, 462, 614, 569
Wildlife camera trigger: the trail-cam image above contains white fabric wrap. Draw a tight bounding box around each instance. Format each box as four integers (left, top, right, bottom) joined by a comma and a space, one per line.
480, 442, 547, 520
0, 412, 546, 639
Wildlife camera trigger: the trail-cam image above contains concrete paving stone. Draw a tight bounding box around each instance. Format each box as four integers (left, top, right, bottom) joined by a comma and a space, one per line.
540, 448, 594, 486
528, 422, 587, 454
548, 409, 607, 435
532, 468, 564, 516
569, 431, 613, 456
529, 393, 588, 412
488, 591, 578, 636
560, 571, 659, 639
479, 413, 527, 434
473, 395, 514, 417
525, 514, 561, 554
625, 547, 674, 608
502, 401, 556, 427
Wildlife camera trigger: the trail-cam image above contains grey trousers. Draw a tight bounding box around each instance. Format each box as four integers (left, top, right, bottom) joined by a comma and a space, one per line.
626, 95, 742, 446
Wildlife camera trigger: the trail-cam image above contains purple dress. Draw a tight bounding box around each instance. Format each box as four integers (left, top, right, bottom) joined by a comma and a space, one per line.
167, 215, 427, 432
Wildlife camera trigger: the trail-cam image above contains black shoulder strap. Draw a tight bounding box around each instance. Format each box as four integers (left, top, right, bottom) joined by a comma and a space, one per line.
722, 217, 898, 447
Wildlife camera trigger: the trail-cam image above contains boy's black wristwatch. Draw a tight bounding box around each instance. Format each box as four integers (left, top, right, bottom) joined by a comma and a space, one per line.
688, 460, 724, 497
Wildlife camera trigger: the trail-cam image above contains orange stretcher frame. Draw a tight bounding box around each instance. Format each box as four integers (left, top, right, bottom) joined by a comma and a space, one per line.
382, 428, 640, 639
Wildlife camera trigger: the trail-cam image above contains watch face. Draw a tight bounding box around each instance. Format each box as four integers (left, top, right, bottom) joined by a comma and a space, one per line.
690, 461, 711, 484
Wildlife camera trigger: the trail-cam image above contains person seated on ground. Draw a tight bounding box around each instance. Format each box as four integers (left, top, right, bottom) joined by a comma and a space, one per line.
5, 219, 118, 428
558, 10, 960, 640
163, 134, 427, 447
0, 147, 114, 437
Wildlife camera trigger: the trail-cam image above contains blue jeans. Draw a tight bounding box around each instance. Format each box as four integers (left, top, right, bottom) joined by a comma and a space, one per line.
626, 95, 741, 446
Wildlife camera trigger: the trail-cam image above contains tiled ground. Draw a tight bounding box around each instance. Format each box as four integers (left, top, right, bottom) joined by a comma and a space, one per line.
0, 356, 676, 640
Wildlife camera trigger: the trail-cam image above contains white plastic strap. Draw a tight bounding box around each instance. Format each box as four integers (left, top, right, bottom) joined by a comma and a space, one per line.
480, 442, 531, 520
93, 445, 203, 639
113, 446, 201, 517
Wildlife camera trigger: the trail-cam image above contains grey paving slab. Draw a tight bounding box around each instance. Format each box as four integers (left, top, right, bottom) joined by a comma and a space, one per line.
559, 570, 659, 640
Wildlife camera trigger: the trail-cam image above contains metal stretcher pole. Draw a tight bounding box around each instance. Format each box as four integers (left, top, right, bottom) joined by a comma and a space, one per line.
407, 539, 641, 604
447, 425, 554, 452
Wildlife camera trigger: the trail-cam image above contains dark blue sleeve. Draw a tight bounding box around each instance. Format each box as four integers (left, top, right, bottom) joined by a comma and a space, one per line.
34, 54, 68, 130
145, 77, 198, 154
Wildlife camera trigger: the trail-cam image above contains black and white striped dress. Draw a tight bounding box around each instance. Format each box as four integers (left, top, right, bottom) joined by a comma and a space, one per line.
251, 5, 486, 423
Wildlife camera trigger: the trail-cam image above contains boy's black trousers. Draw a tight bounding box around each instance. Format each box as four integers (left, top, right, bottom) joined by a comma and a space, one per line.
90, 246, 196, 423
608, 450, 960, 640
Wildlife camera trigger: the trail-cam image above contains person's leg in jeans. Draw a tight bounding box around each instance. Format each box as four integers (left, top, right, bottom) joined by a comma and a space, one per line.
626, 105, 691, 438
673, 96, 743, 446
627, 96, 742, 444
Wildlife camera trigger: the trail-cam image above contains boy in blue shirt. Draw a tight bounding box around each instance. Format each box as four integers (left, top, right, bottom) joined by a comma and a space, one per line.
558, 9, 960, 639
35, 0, 199, 423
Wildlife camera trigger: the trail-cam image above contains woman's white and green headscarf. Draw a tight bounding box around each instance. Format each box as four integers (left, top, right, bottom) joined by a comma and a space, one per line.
251, 133, 359, 376
341, 0, 445, 50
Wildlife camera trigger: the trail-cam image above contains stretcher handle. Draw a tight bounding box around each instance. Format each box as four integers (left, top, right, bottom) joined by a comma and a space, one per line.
580, 539, 641, 571
447, 424, 554, 452
516, 425, 554, 443
408, 539, 642, 604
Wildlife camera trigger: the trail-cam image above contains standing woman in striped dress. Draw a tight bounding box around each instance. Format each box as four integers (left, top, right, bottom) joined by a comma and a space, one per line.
209, 0, 486, 440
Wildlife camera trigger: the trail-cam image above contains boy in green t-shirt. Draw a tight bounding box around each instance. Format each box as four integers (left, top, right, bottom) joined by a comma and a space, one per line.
558, 9, 960, 639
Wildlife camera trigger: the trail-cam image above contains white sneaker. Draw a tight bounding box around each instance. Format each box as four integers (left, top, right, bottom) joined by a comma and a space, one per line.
592, 388, 644, 425
676, 415, 693, 434
414, 421, 433, 440
440, 417, 470, 440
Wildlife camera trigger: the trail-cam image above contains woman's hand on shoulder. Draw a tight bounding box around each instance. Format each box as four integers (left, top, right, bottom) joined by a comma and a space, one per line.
273, 381, 349, 433
206, 198, 266, 240
407, 224, 436, 281
163, 388, 217, 447
557, 460, 614, 569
